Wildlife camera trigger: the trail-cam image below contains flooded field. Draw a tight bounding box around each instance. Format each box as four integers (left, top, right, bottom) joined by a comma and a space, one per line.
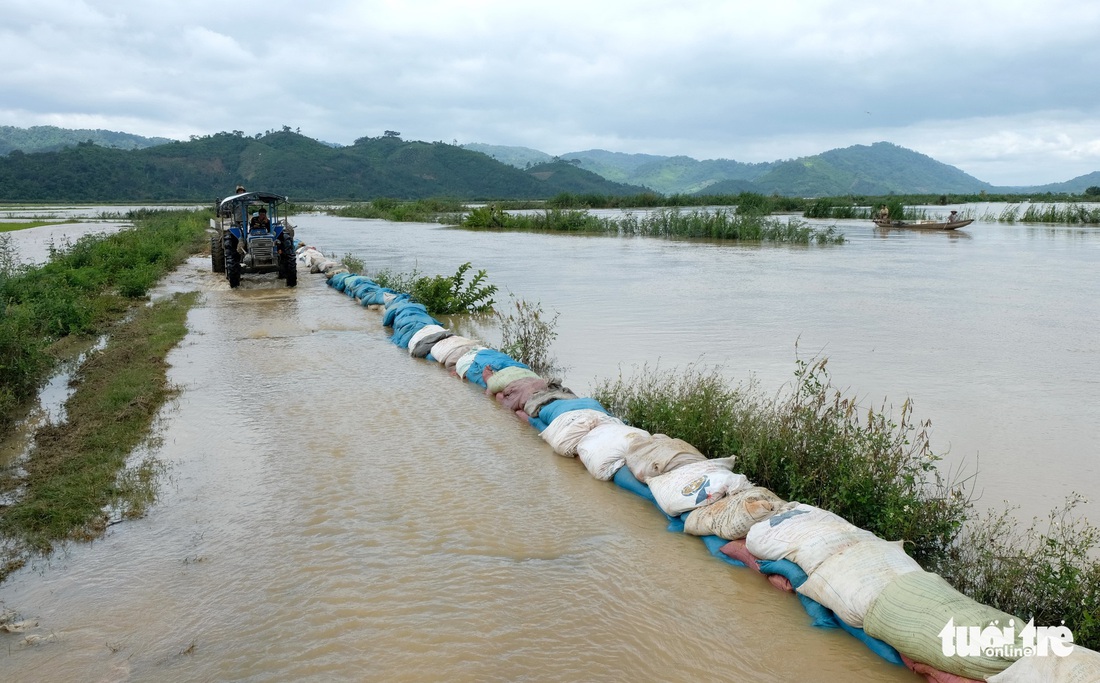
1, 210, 1097, 680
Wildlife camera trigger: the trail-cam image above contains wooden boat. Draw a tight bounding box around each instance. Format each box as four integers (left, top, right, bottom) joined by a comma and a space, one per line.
873, 218, 974, 231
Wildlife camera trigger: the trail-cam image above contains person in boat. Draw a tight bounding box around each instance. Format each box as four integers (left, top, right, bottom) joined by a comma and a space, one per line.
249, 206, 271, 230
948, 210, 959, 223
878, 205, 890, 221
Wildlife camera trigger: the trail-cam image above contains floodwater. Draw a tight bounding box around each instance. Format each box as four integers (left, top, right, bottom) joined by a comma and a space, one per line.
1, 208, 1097, 681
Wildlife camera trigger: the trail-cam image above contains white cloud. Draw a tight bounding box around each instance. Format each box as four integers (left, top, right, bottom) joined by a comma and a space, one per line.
2, 0, 1100, 185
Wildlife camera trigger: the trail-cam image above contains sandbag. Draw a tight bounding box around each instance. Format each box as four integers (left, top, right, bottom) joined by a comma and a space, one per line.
523, 385, 578, 418
539, 409, 623, 457
430, 336, 477, 365
485, 366, 541, 395
575, 423, 650, 481
407, 325, 449, 352
863, 571, 1023, 679
903, 655, 985, 683
987, 645, 1100, 683
623, 433, 708, 483
795, 538, 923, 628
495, 377, 548, 412
411, 330, 454, 358
453, 346, 485, 379
646, 457, 750, 517
683, 486, 793, 540
464, 349, 529, 389
745, 503, 879, 575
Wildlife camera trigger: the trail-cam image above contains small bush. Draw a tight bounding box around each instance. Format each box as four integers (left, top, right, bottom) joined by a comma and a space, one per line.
936, 495, 1100, 650
373, 262, 497, 315
497, 297, 562, 376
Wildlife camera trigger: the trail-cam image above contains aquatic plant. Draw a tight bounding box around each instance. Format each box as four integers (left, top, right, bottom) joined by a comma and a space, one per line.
374, 262, 498, 315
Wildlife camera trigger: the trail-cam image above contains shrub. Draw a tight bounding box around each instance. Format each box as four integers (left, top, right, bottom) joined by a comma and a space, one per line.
497, 297, 562, 376
593, 358, 972, 565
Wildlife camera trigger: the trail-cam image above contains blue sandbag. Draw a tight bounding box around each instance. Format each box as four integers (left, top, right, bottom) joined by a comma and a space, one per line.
328, 272, 352, 290
383, 301, 427, 328
536, 397, 609, 425
666, 516, 686, 533
756, 558, 809, 589
797, 593, 841, 629
835, 619, 905, 666
613, 467, 657, 504
701, 535, 746, 567
464, 349, 529, 389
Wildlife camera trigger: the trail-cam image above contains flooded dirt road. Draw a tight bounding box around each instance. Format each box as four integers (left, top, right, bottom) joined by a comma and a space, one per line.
0, 258, 917, 681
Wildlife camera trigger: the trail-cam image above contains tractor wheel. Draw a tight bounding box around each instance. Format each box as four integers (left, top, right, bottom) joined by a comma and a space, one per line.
281, 235, 297, 287
225, 235, 241, 289
211, 235, 225, 273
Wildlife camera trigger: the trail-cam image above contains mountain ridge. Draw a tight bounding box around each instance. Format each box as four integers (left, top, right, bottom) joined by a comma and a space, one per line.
1, 125, 1098, 199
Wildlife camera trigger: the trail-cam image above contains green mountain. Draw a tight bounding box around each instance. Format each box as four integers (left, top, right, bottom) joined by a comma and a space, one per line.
564, 150, 773, 195
0, 125, 172, 156
1022, 171, 1100, 195
462, 143, 552, 168
466, 141, 1003, 197
745, 142, 992, 196
0, 131, 648, 201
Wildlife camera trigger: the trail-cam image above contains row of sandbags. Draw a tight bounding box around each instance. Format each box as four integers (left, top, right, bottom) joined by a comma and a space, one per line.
311, 255, 1099, 683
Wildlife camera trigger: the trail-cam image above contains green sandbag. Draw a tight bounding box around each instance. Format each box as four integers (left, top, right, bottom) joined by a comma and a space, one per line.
863, 571, 1023, 680
485, 366, 542, 395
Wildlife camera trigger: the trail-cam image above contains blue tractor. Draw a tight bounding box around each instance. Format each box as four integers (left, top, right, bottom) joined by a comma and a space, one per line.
210, 191, 297, 288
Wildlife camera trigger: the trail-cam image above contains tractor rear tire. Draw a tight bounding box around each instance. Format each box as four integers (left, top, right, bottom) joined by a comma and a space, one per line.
281, 235, 297, 288
225, 235, 241, 289
211, 235, 225, 273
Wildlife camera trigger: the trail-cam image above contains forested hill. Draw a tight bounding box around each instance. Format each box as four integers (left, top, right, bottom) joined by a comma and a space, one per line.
0, 125, 172, 155
469, 141, 999, 196
0, 131, 647, 202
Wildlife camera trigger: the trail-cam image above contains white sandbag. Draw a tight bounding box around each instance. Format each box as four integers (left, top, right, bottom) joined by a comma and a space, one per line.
407, 325, 449, 352
795, 538, 923, 628
683, 486, 795, 540
575, 423, 650, 481
454, 347, 485, 379
429, 335, 476, 364
988, 645, 1100, 683
646, 457, 750, 517
539, 409, 623, 457
745, 503, 879, 575
623, 433, 708, 483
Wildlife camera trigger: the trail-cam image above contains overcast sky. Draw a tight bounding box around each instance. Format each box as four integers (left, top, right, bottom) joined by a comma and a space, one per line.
3, 0, 1099, 185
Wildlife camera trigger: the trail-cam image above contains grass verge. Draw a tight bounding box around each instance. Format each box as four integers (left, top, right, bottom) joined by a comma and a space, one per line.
0, 209, 208, 582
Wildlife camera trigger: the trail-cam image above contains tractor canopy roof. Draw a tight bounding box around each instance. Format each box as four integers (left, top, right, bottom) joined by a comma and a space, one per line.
218, 191, 289, 213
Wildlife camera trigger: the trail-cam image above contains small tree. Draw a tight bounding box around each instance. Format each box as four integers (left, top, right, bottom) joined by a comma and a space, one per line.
497, 296, 562, 376
1084, 186, 1100, 197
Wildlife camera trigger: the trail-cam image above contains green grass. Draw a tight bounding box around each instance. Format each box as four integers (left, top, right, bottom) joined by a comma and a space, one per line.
461, 206, 844, 244
0, 292, 197, 580
0, 209, 208, 433
328, 197, 466, 223
0, 220, 75, 233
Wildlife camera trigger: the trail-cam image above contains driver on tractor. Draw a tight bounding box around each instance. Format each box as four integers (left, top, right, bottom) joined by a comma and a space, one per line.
250, 206, 271, 230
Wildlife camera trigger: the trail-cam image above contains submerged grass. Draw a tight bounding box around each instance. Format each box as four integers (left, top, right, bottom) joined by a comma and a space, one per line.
592, 359, 1100, 650
461, 205, 843, 244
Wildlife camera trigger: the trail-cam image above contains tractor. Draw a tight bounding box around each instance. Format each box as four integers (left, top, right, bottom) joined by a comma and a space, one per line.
209, 191, 297, 288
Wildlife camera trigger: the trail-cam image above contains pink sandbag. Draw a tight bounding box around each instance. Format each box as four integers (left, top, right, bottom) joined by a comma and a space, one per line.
901, 655, 984, 683
495, 377, 548, 411
719, 539, 794, 592
720, 539, 761, 572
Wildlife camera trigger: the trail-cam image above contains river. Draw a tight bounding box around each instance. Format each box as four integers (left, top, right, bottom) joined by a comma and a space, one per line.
0, 209, 1096, 681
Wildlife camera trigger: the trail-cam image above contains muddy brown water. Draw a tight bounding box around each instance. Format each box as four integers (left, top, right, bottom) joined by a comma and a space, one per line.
1, 211, 1097, 681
